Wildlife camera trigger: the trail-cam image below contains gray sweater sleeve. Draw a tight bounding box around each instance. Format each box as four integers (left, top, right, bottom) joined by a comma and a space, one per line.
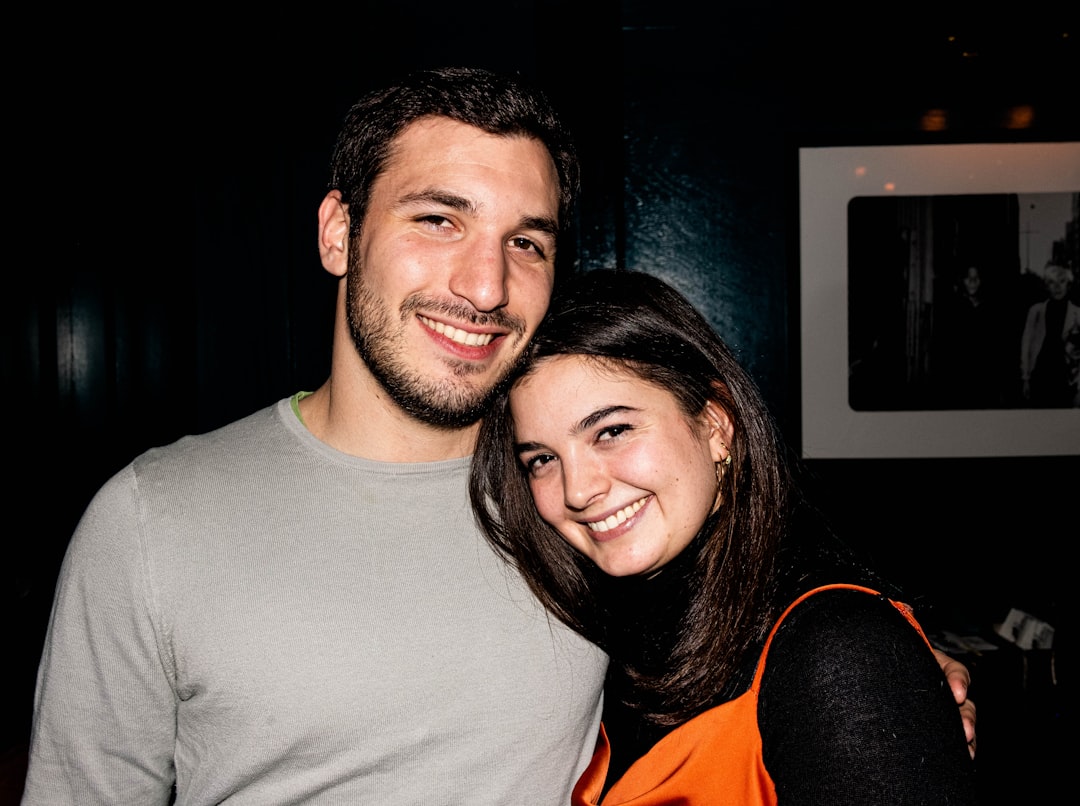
24, 463, 178, 804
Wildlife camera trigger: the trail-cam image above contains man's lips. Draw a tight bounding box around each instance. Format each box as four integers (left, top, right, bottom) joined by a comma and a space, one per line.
418, 315, 499, 347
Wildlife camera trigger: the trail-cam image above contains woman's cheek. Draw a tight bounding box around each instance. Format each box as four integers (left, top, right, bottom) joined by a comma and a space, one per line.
530, 478, 562, 526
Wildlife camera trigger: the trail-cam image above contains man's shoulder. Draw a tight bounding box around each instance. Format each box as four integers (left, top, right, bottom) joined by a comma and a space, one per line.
131, 399, 289, 480
138, 399, 287, 462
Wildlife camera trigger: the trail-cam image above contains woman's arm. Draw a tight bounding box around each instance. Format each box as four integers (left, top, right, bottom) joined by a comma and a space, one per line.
758, 589, 976, 805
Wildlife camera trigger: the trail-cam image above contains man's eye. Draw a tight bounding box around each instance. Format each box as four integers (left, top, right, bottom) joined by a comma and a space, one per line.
510, 236, 546, 257
418, 214, 453, 229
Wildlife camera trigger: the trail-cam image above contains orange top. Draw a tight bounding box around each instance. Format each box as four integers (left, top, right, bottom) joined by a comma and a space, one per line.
572, 584, 928, 806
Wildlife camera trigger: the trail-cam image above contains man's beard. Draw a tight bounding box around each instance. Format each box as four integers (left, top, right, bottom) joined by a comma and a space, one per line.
346, 264, 527, 430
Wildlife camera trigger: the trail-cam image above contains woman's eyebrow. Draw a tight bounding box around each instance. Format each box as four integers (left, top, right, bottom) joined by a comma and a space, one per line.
513, 405, 640, 455
518, 404, 638, 446
577, 405, 635, 432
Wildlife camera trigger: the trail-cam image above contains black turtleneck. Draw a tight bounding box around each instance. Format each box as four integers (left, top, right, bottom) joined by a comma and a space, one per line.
596, 531, 757, 789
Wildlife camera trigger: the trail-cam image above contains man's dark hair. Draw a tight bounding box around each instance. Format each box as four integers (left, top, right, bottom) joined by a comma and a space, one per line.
329, 66, 579, 242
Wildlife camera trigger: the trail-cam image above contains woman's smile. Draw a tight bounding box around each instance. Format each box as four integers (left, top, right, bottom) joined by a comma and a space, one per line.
583, 495, 651, 539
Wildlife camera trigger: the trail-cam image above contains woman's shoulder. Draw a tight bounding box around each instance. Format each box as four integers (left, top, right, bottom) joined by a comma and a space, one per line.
760, 586, 929, 701
771, 586, 919, 653
757, 586, 976, 804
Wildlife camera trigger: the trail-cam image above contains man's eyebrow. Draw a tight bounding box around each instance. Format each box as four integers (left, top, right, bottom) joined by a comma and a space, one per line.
396, 189, 475, 213
520, 215, 559, 239
396, 190, 558, 237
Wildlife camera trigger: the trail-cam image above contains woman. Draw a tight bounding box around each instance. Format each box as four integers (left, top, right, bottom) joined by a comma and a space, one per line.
470, 269, 976, 804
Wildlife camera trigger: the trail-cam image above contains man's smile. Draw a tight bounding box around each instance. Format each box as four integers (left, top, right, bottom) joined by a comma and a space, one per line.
419, 315, 497, 347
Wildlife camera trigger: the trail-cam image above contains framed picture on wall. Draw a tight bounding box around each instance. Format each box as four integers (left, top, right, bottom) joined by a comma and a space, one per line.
798, 141, 1080, 459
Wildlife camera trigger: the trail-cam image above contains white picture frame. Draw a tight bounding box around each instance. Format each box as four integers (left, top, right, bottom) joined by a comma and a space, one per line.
798, 141, 1080, 458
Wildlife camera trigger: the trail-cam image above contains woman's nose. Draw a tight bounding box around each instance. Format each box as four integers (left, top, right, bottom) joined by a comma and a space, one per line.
562, 455, 608, 512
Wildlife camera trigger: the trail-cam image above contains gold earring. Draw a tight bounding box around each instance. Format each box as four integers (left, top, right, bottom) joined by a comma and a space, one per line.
715, 443, 733, 485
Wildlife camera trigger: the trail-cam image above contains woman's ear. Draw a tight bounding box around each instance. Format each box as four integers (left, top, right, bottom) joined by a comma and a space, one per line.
702, 401, 734, 463
318, 190, 351, 278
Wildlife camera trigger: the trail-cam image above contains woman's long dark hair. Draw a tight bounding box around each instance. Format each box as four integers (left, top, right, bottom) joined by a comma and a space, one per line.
470, 268, 793, 727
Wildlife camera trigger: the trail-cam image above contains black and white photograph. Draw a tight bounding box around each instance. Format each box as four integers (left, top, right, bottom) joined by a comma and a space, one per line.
800, 142, 1080, 459
847, 191, 1079, 412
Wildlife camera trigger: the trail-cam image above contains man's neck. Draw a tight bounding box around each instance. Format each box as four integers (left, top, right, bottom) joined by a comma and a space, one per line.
298, 379, 480, 463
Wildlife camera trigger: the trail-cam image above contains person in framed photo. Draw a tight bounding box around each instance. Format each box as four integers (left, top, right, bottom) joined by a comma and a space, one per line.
1020, 263, 1080, 408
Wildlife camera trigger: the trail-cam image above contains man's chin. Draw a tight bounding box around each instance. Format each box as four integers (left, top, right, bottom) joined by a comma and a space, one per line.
405, 401, 488, 430
395, 383, 497, 430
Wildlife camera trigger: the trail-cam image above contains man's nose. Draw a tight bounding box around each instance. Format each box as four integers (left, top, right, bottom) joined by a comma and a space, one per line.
449, 239, 510, 313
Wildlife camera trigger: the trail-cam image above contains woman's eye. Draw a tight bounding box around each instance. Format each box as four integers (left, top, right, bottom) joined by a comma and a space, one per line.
523, 453, 556, 474
597, 424, 630, 442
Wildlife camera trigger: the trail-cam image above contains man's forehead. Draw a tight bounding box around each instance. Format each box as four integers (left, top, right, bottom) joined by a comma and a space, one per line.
379, 118, 560, 211
393, 117, 547, 161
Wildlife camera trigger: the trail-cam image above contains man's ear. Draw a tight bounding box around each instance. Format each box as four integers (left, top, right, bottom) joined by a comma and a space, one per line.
702, 401, 735, 463
318, 190, 350, 278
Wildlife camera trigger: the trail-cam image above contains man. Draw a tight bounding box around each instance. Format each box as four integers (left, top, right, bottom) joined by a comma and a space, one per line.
1021, 263, 1080, 407
22, 66, 973, 804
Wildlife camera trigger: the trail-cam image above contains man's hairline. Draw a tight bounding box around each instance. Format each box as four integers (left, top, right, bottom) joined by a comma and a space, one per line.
350, 114, 565, 259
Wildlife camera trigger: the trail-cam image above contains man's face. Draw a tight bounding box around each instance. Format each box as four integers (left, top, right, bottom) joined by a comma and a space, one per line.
1045, 270, 1071, 301
346, 117, 560, 428
962, 268, 981, 297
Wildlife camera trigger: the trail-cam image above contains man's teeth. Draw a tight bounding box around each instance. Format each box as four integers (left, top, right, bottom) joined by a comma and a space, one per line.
587, 498, 646, 532
420, 316, 494, 347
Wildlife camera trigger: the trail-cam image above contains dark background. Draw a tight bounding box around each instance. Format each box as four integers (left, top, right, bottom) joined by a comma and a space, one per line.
6, 2, 1077, 801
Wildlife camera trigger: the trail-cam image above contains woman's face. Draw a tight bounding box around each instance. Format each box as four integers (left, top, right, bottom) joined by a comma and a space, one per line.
510, 355, 731, 577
